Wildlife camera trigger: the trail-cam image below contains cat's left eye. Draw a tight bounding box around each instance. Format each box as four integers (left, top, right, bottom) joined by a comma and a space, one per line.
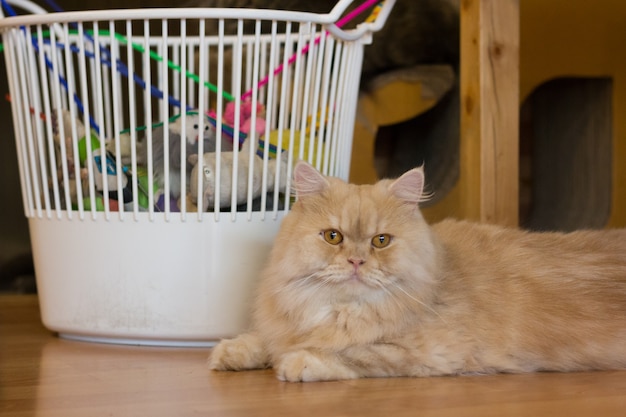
323, 230, 343, 245
371, 234, 392, 249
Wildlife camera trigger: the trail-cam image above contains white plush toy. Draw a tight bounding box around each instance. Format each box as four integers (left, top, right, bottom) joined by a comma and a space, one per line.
136, 113, 224, 199
188, 142, 289, 211
104, 132, 133, 165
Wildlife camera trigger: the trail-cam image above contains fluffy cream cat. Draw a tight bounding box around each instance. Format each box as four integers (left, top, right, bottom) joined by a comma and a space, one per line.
209, 161, 626, 382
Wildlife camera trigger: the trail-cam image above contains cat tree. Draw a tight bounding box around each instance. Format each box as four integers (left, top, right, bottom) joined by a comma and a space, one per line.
351, 0, 520, 227
353, 0, 626, 231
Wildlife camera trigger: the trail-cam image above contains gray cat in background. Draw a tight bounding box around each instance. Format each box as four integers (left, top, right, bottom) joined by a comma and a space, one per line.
183, 0, 460, 86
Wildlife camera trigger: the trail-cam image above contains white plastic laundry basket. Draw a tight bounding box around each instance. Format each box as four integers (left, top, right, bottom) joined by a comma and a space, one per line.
0, 0, 395, 345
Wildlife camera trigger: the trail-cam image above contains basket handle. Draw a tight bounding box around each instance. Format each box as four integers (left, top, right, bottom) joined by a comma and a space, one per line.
1, 0, 49, 18
324, 0, 396, 41
0, 0, 67, 37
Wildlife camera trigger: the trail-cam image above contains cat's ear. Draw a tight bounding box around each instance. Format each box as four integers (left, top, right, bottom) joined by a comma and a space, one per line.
389, 166, 427, 204
293, 160, 329, 198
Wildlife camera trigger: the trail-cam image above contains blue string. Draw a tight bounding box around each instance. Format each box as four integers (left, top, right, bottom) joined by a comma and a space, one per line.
41, 0, 63, 14
38, 38, 188, 111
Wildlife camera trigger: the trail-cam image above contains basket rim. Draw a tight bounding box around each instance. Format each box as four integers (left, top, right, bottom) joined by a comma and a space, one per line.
0, 0, 397, 41
0, 7, 336, 26
0, 8, 375, 42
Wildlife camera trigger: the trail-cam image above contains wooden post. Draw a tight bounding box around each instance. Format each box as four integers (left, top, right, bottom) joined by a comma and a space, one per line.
460, 0, 520, 226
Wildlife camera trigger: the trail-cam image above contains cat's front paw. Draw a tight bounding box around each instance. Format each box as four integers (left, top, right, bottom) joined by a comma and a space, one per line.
275, 349, 359, 382
209, 333, 268, 371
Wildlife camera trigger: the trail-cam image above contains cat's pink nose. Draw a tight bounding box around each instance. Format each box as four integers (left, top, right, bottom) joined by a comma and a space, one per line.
348, 258, 365, 267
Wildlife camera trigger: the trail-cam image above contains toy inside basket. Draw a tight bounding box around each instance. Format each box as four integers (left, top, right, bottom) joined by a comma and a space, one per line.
0, 0, 395, 345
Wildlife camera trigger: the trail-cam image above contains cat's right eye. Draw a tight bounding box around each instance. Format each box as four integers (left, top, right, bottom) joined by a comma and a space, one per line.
371, 233, 392, 249
322, 229, 343, 245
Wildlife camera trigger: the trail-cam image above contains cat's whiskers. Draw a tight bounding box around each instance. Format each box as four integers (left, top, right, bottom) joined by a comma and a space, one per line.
388, 281, 447, 324
272, 273, 318, 296
279, 270, 337, 297
372, 279, 412, 314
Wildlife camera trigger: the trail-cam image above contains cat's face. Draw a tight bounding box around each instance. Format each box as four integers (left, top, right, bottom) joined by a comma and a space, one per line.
267, 162, 438, 305
176, 114, 216, 146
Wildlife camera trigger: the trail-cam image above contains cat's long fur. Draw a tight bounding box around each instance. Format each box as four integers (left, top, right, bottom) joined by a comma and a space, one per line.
209, 162, 626, 381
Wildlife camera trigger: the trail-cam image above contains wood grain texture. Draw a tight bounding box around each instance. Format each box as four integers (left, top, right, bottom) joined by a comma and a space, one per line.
2, 295, 626, 417
460, 0, 520, 226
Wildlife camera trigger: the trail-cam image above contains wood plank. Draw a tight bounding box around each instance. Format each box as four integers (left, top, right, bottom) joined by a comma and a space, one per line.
460, 0, 520, 226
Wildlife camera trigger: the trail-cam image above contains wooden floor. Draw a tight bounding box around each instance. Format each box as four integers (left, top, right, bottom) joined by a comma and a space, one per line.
1, 295, 626, 416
